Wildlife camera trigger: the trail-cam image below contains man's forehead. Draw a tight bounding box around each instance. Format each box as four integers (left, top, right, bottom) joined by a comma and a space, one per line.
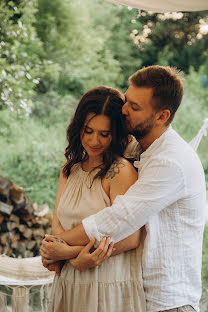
125, 85, 153, 103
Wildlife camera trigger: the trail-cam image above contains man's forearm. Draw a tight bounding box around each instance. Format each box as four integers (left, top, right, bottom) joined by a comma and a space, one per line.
57, 223, 90, 246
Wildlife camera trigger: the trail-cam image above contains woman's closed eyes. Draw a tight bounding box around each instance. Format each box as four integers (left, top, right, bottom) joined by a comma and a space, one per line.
84, 127, 111, 138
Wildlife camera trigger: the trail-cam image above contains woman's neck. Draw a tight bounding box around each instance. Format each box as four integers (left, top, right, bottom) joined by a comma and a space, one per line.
82, 156, 103, 171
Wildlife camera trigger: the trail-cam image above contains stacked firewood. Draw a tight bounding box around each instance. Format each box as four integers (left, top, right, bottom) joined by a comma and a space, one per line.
0, 176, 53, 258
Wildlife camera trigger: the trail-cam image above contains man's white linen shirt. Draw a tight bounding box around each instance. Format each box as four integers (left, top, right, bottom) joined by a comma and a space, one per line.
82, 126, 206, 312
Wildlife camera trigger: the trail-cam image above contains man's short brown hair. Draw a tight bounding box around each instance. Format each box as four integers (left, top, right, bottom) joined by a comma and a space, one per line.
129, 65, 184, 124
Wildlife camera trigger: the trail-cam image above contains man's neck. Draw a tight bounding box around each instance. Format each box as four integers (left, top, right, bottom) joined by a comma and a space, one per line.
138, 126, 169, 152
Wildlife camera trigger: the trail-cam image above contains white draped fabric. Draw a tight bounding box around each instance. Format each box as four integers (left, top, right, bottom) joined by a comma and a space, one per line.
105, 0, 208, 12
189, 118, 208, 151
0, 255, 54, 312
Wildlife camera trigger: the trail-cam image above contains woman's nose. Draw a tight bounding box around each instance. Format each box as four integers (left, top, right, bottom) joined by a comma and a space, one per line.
90, 133, 100, 145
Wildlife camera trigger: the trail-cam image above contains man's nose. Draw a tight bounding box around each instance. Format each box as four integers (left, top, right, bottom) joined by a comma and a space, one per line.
122, 102, 128, 115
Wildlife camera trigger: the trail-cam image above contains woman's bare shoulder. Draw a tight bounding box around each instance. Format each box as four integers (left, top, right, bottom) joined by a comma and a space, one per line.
61, 161, 79, 175
106, 157, 137, 179
104, 157, 138, 201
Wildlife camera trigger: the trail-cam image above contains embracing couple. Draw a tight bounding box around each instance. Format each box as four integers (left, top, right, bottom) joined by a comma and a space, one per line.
41, 65, 206, 312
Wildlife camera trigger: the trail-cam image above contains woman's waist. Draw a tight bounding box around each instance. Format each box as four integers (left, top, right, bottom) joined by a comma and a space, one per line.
60, 248, 142, 283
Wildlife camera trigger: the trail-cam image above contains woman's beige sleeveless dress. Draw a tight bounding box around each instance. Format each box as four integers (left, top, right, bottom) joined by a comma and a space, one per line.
48, 163, 146, 312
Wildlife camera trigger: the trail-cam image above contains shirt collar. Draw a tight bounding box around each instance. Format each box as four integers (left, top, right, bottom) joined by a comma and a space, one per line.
134, 125, 173, 168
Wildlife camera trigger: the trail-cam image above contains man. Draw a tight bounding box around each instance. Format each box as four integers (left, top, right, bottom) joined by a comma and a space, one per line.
42, 66, 206, 311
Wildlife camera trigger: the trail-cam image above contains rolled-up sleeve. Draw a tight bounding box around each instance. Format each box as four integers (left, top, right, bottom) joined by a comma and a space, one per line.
82, 157, 186, 245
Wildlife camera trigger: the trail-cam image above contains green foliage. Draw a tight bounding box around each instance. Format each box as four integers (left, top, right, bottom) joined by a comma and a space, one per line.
172, 67, 208, 189
0, 0, 63, 114
126, 10, 208, 74
205, 165, 208, 189
93, 3, 143, 90
32, 91, 77, 125
173, 70, 206, 141
172, 68, 208, 167
202, 224, 208, 300
0, 109, 67, 208
0, 0, 41, 113
35, 0, 121, 95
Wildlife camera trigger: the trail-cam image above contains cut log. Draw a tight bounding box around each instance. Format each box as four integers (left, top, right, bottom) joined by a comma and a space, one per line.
0, 176, 52, 258
11, 240, 19, 249
17, 241, 26, 255
34, 203, 49, 217
21, 214, 34, 223
10, 183, 25, 205
0, 214, 4, 224
18, 224, 27, 233
44, 213, 53, 223
45, 227, 52, 235
3, 246, 12, 255
20, 202, 34, 215
0, 201, 13, 215
36, 238, 42, 248
11, 232, 20, 243
32, 202, 38, 211
9, 214, 20, 224
0, 222, 9, 232
0, 177, 13, 199
24, 250, 34, 258
23, 228, 33, 240
26, 240, 36, 250
34, 217, 50, 228
32, 217, 40, 225
32, 228, 45, 239
12, 198, 26, 211
7, 221, 18, 231
26, 221, 33, 227
0, 232, 10, 245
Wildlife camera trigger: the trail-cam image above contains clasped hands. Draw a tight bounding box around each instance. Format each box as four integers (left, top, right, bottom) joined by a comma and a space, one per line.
40, 235, 114, 275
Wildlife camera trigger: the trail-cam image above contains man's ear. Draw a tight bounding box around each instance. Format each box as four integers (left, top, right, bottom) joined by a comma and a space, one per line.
156, 109, 170, 125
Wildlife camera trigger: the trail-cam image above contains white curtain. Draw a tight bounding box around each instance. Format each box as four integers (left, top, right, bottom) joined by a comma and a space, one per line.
105, 0, 208, 12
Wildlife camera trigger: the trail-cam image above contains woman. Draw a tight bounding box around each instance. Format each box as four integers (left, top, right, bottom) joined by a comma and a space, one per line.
41, 86, 145, 312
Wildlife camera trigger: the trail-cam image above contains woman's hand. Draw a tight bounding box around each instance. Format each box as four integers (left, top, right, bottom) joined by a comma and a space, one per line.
41, 256, 64, 276
40, 235, 83, 263
70, 237, 114, 271
40, 235, 70, 262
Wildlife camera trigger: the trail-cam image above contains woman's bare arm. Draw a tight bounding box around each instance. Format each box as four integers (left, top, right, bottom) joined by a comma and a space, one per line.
106, 158, 140, 256
52, 165, 67, 235
41, 163, 84, 268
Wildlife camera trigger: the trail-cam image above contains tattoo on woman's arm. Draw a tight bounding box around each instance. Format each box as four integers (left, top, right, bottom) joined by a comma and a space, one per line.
45, 234, 66, 244
106, 161, 125, 179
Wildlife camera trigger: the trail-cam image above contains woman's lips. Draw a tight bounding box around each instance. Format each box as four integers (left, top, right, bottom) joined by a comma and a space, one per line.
89, 146, 101, 151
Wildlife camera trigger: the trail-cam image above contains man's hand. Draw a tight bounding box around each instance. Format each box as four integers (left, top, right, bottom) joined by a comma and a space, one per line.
70, 237, 114, 271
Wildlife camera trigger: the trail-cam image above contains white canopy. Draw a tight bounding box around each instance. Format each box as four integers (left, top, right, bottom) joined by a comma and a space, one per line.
106, 0, 208, 12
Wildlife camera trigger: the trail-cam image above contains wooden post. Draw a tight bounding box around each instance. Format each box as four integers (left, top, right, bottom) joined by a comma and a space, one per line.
11, 287, 29, 312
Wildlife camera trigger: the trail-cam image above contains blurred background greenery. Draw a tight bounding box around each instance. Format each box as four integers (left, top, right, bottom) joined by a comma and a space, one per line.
0, 0, 208, 302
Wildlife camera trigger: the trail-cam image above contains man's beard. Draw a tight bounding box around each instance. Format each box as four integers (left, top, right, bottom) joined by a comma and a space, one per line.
126, 114, 155, 140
